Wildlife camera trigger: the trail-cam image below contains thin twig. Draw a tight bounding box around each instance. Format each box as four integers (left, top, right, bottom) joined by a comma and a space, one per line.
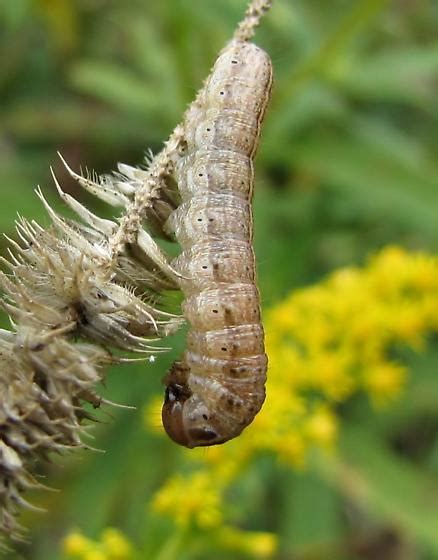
234, 0, 273, 42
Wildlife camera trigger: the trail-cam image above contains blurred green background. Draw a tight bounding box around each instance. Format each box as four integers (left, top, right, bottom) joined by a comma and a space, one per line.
0, 0, 437, 558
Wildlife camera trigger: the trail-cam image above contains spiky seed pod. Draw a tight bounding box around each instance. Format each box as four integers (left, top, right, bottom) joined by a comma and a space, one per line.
0, 183, 182, 540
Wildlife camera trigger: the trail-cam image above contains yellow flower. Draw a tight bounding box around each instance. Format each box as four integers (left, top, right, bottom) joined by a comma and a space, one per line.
63, 529, 133, 560
244, 532, 278, 557
101, 528, 132, 559
218, 526, 278, 557
391, 304, 427, 348
364, 362, 406, 406
84, 550, 107, 560
304, 352, 355, 400
271, 431, 307, 467
305, 406, 338, 448
143, 396, 164, 435
63, 531, 92, 557
152, 471, 223, 529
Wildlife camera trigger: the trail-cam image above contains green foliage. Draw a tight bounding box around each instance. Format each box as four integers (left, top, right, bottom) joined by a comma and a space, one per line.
0, 0, 437, 558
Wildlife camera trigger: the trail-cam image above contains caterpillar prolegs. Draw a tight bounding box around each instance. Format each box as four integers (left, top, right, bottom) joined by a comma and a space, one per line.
162, 40, 273, 447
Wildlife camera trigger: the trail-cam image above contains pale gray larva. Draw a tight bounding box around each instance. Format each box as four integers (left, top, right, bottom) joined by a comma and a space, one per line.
161, 39, 273, 447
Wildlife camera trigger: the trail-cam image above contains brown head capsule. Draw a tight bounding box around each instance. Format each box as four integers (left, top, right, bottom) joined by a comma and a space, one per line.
163, 40, 272, 447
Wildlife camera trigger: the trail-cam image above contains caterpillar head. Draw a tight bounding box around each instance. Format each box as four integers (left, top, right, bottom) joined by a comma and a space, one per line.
162, 361, 225, 448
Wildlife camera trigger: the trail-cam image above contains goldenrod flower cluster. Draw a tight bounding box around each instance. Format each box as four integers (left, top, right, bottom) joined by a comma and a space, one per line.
64, 247, 437, 557
64, 528, 133, 560
145, 246, 438, 556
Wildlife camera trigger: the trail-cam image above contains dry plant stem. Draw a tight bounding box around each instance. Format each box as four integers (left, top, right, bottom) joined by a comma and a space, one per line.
234, 0, 273, 41
107, 125, 186, 260
106, 0, 273, 264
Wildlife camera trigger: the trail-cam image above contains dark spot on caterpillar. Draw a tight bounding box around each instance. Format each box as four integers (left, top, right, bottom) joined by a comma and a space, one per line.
212, 309, 218, 313
197, 218, 202, 222
202, 414, 208, 420
221, 347, 227, 352
202, 265, 208, 270
232, 365, 247, 374
198, 173, 203, 176
187, 428, 218, 442
231, 59, 238, 64
206, 128, 211, 131
220, 91, 224, 95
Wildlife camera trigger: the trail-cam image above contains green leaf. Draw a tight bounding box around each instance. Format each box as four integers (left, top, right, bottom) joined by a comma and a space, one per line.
317, 426, 438, 554
290, 125, 438, 241
337, 46, 438, 111
70, 61, 171, 118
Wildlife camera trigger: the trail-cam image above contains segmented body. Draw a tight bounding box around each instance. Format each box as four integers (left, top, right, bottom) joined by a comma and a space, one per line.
162, 40, 272, 447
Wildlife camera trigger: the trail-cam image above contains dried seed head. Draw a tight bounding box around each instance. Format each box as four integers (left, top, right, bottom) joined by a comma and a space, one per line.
0, 174, 181, 539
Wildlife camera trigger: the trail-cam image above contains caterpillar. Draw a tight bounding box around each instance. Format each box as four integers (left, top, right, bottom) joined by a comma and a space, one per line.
161, 39, 273, 448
